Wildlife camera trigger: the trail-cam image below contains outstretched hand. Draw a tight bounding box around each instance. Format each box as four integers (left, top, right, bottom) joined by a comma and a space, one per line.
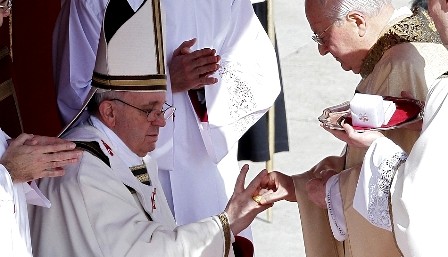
255, 171, 296, 205
0, 133, 82, 182
169, 38, 221, 93
225, 164, 272, 235
322, 123, 384, 148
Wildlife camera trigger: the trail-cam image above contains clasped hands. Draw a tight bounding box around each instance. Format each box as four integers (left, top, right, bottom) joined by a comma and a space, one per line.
226, 163, 340, 234
253, 169, 336, 209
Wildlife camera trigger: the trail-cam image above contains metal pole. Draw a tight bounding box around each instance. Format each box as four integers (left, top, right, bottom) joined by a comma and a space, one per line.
266, 0, 275, 223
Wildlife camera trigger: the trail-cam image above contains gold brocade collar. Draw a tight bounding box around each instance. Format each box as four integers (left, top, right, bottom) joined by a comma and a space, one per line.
360, 8, 442, 78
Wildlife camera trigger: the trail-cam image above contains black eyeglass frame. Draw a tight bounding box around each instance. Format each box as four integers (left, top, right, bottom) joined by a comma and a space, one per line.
110, 98, 175, 121
311, 20, 337, 45
0, 0, 12, 12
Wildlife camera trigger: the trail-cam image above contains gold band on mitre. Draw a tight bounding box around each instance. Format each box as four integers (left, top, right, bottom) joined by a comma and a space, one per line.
92, 72, 166, 91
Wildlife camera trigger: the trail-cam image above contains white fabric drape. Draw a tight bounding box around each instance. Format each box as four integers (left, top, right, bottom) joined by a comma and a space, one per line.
0, 129, 50, 257
391, 75, 448, 256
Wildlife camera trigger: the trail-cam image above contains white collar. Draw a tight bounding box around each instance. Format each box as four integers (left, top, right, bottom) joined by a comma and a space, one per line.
0, 129, 10, 154
89, 116, 143, 168
391, 7, 413, 21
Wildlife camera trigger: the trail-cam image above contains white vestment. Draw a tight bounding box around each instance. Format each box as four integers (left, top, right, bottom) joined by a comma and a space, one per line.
0, 129, 51, 257
154, 0, 280, 231
29, 117, 235, 257
53, 0, 280, 238
356, 74, 448, 256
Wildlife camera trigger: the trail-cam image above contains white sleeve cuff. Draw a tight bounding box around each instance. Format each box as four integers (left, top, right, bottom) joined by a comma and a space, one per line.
326, 174, 347, 241
23, 181, 51, 208
354, 137, 407, 231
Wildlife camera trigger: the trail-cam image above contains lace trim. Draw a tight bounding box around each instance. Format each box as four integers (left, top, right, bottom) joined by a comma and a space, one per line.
218, 62, 260, 134
367, 152, 408, 230
326, 189, 346, 238
218, 62, 257, 120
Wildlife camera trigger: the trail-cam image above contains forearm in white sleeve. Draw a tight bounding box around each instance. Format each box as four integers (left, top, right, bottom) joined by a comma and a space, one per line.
353, 137, 407, 231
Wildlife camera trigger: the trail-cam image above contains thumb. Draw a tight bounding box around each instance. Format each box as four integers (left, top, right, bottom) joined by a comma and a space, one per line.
321, 170, 337, 182
9, 133, 34, 147
401, 91, 414, 99
342, 123, 356, 138
173, 38, 196, 56
258, 190, 285, 205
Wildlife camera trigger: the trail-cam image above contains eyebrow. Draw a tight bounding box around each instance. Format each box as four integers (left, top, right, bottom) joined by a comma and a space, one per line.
140, 100, 163, 108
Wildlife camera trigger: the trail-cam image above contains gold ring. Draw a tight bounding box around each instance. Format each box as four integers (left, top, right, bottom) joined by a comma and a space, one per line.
252, 195, 262, 204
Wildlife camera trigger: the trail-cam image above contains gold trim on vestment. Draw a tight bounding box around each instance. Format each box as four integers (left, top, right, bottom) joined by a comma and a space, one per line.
218, 212, 231, 257
152, 0, 165, 74
0, 46, 10, 61
129, 164, 152, 185
9, 11, 12, 61
135, 173, 150, 184
360, 7, 442, 78
0, 79, 13, 102
130, 164, 146, 171
0, 78, 24, 132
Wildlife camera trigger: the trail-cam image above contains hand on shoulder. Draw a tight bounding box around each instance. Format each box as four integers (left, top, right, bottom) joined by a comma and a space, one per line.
0, 133, 82, 182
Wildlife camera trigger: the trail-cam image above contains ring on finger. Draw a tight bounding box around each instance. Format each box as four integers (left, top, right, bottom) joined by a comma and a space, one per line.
252, 195, 262, 205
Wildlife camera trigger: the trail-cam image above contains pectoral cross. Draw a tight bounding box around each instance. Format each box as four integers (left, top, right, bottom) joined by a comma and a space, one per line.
151, 188, 157, 212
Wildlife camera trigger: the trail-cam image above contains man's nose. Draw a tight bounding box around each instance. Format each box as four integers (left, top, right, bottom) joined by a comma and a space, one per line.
318, 43, 329, 56
152, 115, 167, 127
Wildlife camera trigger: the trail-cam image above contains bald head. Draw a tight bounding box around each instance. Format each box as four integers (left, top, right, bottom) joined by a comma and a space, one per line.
305, 0, 395, 74
306, 0, 392, 20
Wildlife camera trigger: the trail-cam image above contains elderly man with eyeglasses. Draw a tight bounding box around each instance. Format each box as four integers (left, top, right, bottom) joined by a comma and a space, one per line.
52, 0, 280, 246
30, 1, 271, 256
256, 0, 448, 257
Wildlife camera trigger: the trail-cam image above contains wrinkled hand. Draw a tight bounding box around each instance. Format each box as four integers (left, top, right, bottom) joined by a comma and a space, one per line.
322, 123, 384, 148
169, 38, 221, 93
225, 164, 272, 235
305, 170, 337, 209
0, 133, 82, 183
254, 171, 296, 205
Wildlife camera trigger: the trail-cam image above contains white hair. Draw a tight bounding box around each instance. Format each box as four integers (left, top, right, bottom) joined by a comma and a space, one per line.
88, 90, 125, 115
318, 0, 392, 19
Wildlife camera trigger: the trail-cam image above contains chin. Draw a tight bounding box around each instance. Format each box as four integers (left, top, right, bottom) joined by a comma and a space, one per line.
136, 144, 157, 157
146, 145, 157, 153
341, 64, 351, 72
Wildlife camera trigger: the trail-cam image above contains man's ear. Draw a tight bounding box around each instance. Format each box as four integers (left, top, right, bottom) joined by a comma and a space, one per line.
443, 0, 448, 12
98, 101, 116, 127
347, 11, 367, 37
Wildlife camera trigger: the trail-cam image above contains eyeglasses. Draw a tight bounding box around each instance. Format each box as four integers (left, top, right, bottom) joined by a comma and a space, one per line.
0, 0, 12, 12
311, 21, 336, 45
110, 99, 175, 122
